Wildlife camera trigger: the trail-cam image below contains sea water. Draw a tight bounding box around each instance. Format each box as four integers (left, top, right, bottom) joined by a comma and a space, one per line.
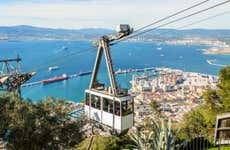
0, 40, 229, 102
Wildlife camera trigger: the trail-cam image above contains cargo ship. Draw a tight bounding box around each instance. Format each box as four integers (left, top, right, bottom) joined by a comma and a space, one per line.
42, 74, 68, 84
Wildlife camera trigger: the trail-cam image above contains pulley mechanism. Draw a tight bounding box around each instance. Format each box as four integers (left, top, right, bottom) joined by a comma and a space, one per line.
0, 55, 36, 96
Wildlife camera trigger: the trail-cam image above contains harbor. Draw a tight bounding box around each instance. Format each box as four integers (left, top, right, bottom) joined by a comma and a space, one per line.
21, 67, 158, 87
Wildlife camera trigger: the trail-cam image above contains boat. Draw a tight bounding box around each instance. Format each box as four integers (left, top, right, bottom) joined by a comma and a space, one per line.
78, 71, 92, 76
62, 46, 68, 50
157, 47, 162, 50
115, 69, 123, 74
160, 54, 164, 57
42, 74, 68, 84
48, 66, 59, 71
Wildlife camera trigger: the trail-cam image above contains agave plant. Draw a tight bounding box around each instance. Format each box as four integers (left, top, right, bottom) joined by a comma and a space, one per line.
129, 126, 153, 150
129, 118, 182, 150
151, 119, 178, 150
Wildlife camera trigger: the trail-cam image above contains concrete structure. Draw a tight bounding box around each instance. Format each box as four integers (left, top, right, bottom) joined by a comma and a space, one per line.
214, 113, 230, 146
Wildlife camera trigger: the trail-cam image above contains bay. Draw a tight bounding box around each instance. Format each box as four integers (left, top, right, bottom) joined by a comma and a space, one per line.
0, 40, 229, 101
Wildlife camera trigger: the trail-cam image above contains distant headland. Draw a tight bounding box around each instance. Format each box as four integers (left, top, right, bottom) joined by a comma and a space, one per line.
0, 25, 230, 55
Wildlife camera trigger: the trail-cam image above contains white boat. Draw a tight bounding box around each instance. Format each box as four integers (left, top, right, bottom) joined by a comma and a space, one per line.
48, 66, 59, 71
160, 54, 164, 57
157, 47, 162, 50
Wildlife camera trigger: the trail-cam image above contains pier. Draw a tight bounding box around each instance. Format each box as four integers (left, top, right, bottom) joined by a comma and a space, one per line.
115, 67, 156, 74
21, 81, 41, 87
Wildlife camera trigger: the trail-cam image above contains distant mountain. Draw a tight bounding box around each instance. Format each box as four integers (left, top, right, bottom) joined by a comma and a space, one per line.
0, 25, 230, 41
140, 28, 230, 41
0, 25, 115, 40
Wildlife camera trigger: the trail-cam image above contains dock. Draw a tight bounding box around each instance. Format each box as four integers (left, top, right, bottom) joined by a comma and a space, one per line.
21, 81, 41, 87
115, 67, 156, 74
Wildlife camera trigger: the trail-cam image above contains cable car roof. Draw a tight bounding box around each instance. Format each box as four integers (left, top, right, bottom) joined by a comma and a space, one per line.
85, 89, 134, 102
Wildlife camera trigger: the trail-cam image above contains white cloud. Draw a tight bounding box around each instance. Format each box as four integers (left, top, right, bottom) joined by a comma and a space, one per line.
0, 0, 229, 29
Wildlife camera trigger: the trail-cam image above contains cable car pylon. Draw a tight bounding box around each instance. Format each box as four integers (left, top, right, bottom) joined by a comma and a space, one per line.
85, 25, 135, 135
0, 55, 36, 97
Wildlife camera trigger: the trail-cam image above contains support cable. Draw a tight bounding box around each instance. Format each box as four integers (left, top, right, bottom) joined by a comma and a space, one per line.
134, 0, 211, 33
111, 0, 230, 45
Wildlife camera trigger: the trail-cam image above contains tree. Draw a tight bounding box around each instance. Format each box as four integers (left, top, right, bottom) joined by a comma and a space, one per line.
178, 65, 230, 143
177, 109, 208, 141
0, 93, 86, 150
217, 65, 230, 111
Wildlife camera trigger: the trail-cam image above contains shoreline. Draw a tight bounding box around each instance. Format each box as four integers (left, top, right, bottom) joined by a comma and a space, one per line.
203, 47, 230, 55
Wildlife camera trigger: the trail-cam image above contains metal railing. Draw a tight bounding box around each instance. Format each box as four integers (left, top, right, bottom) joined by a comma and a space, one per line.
179, 138, 230, 150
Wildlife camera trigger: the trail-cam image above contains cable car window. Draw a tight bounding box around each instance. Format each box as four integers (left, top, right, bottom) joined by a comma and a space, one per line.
91, 95, 100, 109
122, 100, 133, 116
115, 101, 121, 116
103, 98, 113, 113
219, 119, 230, 128
85, 93, 90, 105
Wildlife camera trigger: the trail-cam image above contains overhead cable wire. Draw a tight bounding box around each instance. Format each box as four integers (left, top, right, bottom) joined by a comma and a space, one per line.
134, 0, 211, 33
111, 0, 230, 45
177, 10, 230, 29
29, 0, 224, 71
33, 47, 96, 72
148, 10, 230, 37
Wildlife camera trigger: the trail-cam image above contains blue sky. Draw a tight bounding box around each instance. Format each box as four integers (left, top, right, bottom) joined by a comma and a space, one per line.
0, 0, 230, 29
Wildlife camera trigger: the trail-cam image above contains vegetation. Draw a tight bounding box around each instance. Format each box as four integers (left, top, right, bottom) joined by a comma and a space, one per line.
150, 100, 158, 115
0, 93, 86, 150
178, 65, 230, 142
129, 65, 230, 149
76, 135, 123, 150
208, 147, 230, 150
1, 66, 229, 150
129, 118, 182, 150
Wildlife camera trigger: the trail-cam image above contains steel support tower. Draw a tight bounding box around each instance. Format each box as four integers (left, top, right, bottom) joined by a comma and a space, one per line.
0, 55, 36, 96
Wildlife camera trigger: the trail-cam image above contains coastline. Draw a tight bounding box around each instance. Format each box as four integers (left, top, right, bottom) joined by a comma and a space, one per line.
203, 47, 230, 55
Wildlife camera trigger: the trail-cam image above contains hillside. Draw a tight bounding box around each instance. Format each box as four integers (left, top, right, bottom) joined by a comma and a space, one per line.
0, 25, 230, 41
0, 25, 115, 40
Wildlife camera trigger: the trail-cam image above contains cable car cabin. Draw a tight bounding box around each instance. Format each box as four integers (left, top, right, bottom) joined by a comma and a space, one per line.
84, 24, 134, 133
84, 88, 134, 133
